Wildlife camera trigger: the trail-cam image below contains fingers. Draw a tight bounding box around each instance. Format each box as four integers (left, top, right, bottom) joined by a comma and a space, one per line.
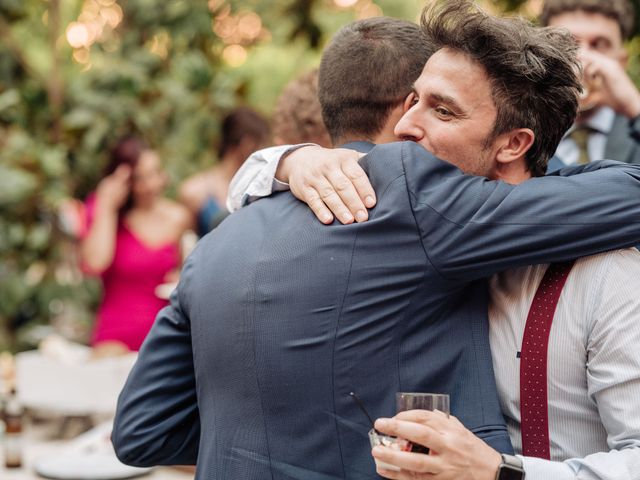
340, 152, 376, 209
318, 150, 372, 224
294, 168, 359, 225
372, 446, 440, 477
292, 175, 355, 224
323, 168, 364, 223
295, 183, 336, 225
375, 417, 447, 454
375, 466, 402, 479
287, 147, 374, 224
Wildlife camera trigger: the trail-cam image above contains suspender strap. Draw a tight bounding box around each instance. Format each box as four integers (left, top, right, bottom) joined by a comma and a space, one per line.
519, 261, 575, 460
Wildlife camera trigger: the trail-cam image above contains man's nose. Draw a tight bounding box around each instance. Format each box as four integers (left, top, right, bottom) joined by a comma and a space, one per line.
394, 110, 422, 142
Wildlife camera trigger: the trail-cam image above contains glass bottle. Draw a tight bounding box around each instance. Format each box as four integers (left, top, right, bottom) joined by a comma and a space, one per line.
3, 389, 23, 469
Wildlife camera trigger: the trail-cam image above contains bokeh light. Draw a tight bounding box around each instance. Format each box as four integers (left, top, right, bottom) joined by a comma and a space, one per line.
66, 22, 91, 49
72, 48, 91, 64
356, 1, 383, 19
148, 31, 171, 59
208, 0, 226, 12
66, 0, 123, 61
334, 0, 358, 7
212, 7, 267, 47
222, 44, 248, 67
237, 11, 262, 40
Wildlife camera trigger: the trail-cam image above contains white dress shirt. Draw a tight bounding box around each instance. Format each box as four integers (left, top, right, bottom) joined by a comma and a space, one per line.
226, 144, 304, 212
555, 107, 616, 166
490, 249, 640, 479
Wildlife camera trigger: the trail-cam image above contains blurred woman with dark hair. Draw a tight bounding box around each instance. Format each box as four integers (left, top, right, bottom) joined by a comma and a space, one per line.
179, 107, 270, 236
80, 136, 192, 351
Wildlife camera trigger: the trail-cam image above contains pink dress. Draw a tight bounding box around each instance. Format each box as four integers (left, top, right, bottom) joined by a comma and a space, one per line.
83, 195, 180, 351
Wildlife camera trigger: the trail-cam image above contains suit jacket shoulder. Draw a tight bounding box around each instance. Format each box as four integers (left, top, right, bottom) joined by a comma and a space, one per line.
605, 114, 640, 164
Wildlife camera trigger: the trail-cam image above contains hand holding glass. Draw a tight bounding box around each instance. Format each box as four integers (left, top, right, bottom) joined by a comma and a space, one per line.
396, 392, 450, 454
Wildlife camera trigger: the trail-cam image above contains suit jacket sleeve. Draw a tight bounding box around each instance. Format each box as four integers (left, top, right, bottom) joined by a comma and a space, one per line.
546, 159, 626, 176
112, 254, 200, 467
390, 142, 640, 282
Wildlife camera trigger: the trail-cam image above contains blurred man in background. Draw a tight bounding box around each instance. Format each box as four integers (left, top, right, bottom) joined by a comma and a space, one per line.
542, 0, 640, 170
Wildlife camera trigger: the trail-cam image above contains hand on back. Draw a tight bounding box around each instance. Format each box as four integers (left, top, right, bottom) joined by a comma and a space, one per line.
278, 145, 376, 224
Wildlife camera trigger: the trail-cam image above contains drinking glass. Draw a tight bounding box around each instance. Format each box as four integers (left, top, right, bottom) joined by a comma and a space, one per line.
395, 392, 450, 454
396, 392, 450, 414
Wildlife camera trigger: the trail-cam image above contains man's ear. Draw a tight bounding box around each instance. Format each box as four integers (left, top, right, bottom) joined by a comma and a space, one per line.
495, 128, 535, 165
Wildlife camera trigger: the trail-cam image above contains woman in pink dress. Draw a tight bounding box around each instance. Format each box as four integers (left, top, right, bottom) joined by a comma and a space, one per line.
80, 137, 193, 351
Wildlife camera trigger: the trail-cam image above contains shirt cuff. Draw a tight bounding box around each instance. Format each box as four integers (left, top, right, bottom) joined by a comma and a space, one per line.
272, 178, 290, 192
519, 455, 575, 480
241, 143, 317, 206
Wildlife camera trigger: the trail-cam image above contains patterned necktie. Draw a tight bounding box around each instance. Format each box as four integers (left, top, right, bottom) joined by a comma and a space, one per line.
519, 261, 575, 460
569, 126, 594, 164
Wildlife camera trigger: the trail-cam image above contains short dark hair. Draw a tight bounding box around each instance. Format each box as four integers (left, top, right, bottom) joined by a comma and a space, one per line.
540, 0, 635, 40
421, 0, 581, 176
273, 69, 330, 147
218, 107, 270, 158
319, 17, 433, 145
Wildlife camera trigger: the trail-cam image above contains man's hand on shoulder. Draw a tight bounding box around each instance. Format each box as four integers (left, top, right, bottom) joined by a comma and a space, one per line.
276, 145, 376, 224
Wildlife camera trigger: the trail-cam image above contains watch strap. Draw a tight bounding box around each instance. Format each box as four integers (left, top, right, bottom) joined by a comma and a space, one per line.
495, 454, 525, 480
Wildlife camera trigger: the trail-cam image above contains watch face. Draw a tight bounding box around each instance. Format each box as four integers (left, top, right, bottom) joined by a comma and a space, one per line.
497, 464, 525, 480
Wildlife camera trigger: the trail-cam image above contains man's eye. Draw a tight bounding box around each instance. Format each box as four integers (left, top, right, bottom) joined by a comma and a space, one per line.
435, 106, 452, 117
592, 38, 611, 52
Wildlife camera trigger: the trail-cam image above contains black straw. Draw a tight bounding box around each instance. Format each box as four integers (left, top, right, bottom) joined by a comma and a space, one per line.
349, 392, 380, 433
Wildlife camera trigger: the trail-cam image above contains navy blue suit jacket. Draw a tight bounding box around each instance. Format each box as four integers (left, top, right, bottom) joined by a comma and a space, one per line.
113, 141, 640, 479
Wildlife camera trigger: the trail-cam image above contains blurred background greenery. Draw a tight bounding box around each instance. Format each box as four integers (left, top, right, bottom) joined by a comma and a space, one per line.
1, 0, 640, 352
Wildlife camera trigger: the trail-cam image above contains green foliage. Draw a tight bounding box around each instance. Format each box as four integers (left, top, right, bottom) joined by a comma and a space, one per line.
3, 0, 640, 352
0, 0, 234, 350
0, 0, 423, 351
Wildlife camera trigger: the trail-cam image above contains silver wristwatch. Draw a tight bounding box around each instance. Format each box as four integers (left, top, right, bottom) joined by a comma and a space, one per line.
495, 453, 525, 480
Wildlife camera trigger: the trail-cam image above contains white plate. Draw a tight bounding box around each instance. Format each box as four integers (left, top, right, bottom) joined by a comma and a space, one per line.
34, 453, 151, 480
34, 422, 151, 480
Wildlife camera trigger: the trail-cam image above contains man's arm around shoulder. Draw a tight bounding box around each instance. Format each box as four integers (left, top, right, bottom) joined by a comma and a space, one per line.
400, 145, 640, 281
